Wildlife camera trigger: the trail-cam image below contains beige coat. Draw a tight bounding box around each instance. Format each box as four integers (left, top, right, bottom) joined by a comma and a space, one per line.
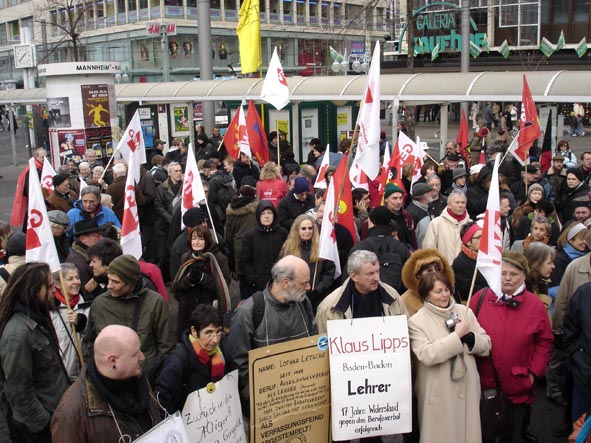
422, 209, 471, 265
315, 278, 407, 334
409, 300, 491, 443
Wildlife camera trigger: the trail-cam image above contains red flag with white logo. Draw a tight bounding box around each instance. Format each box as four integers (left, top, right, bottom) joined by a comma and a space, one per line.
237, 104, 251, 158
512, 75, 542, 165
181, 141, 207, 229
261, 47, 290, 110
222, 109, 241, 159
41, 157, 57, 194
120, 156, 143, 259
25, 158, 60, 272
116, 110, 147, 183
246, 100, 269, 166
398, 131, 424, 186
476, 154, 503, 298
314, 144, 331, 189
318, 175, 341, 278
354, 41, 381, 180
332, 155, 357, 244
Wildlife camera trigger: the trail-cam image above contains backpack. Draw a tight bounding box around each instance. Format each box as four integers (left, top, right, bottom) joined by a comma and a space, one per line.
362, 236, 404, 292
144, 344, 190, 390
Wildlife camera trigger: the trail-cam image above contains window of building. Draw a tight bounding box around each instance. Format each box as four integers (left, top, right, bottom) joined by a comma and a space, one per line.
574, 0, 589, 22
8, 20, 20, 43
0, 24, 6, 46
540, 0, 549, 24
551, 0, 568, 22
270, 0, 280, 21
295, 0, 305, 24
320, 1, 329, 24
283, 0, 293, 23
347, 4, 362, 29
333, 2, 341, 25
106, 0, 115, 24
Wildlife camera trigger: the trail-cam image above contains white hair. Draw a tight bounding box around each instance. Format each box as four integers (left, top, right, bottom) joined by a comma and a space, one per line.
113, 163, 127, 178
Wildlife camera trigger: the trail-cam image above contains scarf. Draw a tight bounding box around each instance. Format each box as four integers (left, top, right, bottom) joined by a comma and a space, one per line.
563, 243, 587, 261
446, 207, 468, 222
523, 234, 549, 250
452, 182, 467, 194
54, 288, 80, 308
189, 334, 225, 382
334, 279, 393, 318
461, 243, 478, 260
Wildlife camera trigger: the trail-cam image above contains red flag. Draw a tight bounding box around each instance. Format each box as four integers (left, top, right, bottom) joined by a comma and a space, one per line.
246, 100, 269, 166
513, 75, 542, 165
456, 109, 471, 167
222, 108, 241, 159
331, 155, 357, 244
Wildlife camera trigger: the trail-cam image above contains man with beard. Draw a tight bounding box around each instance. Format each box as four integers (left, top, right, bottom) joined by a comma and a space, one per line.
226, 255, 316, 415
51, 325, 163, 442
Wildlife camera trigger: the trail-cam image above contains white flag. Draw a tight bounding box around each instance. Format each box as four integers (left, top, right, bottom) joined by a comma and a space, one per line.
116, 110, 146, 183
314, 144, 331, 189
397, 131, 424, 186
476, 154, 503, 298
25, 158, 60, 272
318, 177, 341, 278
120, 156, 142, 259
237, 104, 252, 158
41, 157, 57, 194
78, 177, 88, 199
349, 158, 369, 190
181, 142, 207, 229
354, 41, 381, 180
260, 46, 290, 110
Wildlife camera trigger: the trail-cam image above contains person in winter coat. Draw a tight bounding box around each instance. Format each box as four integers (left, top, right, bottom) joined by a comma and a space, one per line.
155, 304, 226, 414
276, 177, 315, 231
452, 221, 487, 302
409, 272, 491, 443
423, 190, 472, 265
171, 225, 230, 341
559, 168, 591, 223
232, 152, 260, 189
512, 183, 545, 237
51, 325, 163, 443
51, 263, 90, 381
557, 140, 578, 169
524, 242, 556, 314
469, 251, 553, 443
47, 174, 75, 213
0, 232, 26, 296
207, 163, 236, 232
280, 214, 336, 311
0, 262, 71, 443
67, 185, 121, 229
256, 161, 288, 207
225, 185, 258, 275
466, 165, 492, 219
239, 200, 288, 299
551, 222, 589, 287
401, 248, 456, 317
513, 198, 561, 245
511, 215, 553, 254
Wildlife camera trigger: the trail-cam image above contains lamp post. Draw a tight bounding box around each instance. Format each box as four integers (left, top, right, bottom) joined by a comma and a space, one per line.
331, 54, 371, 75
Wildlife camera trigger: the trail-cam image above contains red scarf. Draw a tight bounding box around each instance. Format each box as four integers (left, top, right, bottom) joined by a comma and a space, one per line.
190, 335, 225, 382
54, 288, 80, 308
461, 243, 478, 260
447, 207, 468, 222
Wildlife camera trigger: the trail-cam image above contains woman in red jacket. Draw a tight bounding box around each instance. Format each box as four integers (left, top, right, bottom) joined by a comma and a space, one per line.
469, 251, 554, 443
256, 161, 287, 208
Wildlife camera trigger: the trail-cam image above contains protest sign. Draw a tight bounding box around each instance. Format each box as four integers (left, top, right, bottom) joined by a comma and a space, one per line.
249, 335, 331, 443
327, 316, 412, 441
134, 411, 189, 442
181, 370, 246, 443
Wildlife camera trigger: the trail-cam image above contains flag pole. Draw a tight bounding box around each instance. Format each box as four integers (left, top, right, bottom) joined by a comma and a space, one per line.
58, 270, 85, 366
463, 266, 479, 320
275, 110, 280, 164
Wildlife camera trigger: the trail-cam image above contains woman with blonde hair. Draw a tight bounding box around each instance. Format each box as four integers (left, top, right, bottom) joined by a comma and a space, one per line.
280, 214, 335, 310
524, 242, 556, 313
256, 161, 287, 208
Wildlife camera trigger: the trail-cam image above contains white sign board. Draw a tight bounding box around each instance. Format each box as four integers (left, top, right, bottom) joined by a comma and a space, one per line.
327, 316, 412, 441
134, 412, 189, 442
181, 370, 246, 443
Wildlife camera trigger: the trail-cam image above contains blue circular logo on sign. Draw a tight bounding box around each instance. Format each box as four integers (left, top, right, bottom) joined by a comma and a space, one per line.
317, 335, 329, 351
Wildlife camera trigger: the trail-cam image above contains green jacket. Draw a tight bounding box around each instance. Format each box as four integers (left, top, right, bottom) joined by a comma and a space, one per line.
83, 282, 175, 364
0, 311, 70, 433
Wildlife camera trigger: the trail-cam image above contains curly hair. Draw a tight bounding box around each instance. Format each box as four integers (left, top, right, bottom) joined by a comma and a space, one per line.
280, 214, 319, 263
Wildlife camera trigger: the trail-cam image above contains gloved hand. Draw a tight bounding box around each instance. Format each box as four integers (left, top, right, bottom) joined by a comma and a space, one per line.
188, 265, 203, 285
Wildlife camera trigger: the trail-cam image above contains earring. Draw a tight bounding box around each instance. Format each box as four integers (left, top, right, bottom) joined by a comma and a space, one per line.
112, 365, 116, 370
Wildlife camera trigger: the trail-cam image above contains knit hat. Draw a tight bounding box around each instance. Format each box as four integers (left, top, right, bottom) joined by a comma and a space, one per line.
567, 168, 585, 183
411, 183, 433, 198
6, 233, 26, 258
182, 207, 208, 228
525, 165, 538, 174
240, 175, 256, 188
52, 174, 69, 187
239, 184, 256, 197
567, 223, 588, 242
48, 210, 69, 227
502, 251, 529, 275
384, 183, 404, 200
293, 177, 309, 194
452, 167, 469, 181
535, 199, 555, 216
108, 254, 141, 285
527, 183, 544, 197
369, 206, 393, 226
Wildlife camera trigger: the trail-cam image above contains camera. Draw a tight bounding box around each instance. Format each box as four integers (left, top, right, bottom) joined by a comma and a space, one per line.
445, 312, 460, 332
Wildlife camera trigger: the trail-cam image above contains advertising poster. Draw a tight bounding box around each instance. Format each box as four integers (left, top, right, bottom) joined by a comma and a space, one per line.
85, 127, 113, 158
56, 129, 86, 160
249, 335, 331, 443
300, 108, 318, 153
181, 370, 246, 443
336, 106, 352, 139
172, 105, 190, 135
47, 97, 72, 128
81, 84, 110, 128
327, 316, 412, 441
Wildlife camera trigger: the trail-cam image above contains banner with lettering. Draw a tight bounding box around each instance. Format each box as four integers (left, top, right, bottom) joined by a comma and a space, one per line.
327, 316, 412, 441
249, 335, 331, 443
181, 370, 246, 443
134, 412, 189, 442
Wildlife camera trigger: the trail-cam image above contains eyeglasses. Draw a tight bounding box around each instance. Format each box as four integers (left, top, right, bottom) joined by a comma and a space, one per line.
471, 235, 482, 240
204, 331, 224, 340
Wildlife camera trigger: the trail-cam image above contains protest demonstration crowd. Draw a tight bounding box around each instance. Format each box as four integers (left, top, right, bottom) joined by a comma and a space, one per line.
2, 50, 591, 443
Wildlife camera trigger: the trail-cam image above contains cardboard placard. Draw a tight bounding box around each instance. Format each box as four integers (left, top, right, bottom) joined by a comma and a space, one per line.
134, 411, 189, 442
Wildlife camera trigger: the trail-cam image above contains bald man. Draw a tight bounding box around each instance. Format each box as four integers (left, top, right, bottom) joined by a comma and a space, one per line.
226, 255, 317, 415
51, 326, 162, 443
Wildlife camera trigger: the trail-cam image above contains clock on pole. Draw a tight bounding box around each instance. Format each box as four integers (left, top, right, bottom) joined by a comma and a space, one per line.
13, 44, 36, 69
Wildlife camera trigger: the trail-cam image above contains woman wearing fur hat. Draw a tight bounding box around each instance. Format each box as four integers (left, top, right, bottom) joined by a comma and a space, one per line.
401, 248, 457, 317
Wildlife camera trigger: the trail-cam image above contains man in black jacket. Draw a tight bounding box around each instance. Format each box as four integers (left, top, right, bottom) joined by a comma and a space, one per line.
277, 177, 314, 231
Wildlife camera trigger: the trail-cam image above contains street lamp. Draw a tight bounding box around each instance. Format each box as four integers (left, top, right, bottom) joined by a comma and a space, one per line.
331, 54, 371, 75
115, 73, 130, 83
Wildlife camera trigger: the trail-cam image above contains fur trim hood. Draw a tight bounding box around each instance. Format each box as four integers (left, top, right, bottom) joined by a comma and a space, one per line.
401, 248, 455, 292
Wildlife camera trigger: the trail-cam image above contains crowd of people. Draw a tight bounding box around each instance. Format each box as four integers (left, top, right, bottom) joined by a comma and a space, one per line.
1, 124, 591, 443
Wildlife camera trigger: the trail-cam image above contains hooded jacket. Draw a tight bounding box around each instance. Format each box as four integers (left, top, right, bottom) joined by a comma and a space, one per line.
401, 248, 455, 316
239, 201, 288, 291
225, 197, 258, 273
277, 191, 315, 231
207, 170, 236, 229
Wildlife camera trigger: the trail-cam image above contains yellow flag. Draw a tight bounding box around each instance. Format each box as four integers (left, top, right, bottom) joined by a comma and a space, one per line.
236, 0, 261, 74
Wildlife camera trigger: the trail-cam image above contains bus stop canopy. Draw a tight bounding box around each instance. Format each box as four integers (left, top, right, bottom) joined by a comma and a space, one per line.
0, 70, 590, 105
